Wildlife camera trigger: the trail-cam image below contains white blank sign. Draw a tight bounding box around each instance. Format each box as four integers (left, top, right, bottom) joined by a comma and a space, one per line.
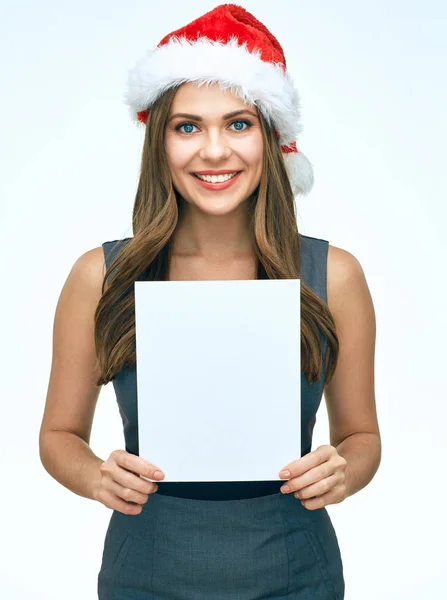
134, 279, 301, 482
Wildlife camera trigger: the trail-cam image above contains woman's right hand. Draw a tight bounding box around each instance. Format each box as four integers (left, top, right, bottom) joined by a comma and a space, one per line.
95, 449, 166, 515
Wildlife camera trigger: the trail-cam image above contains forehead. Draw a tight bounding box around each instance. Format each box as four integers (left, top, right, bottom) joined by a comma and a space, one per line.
169, 82, 256, 115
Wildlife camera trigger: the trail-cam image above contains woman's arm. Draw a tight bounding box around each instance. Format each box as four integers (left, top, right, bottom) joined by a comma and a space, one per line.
40, 431, 103, 500
39, 247, 106, 501
324, 245, 381, 497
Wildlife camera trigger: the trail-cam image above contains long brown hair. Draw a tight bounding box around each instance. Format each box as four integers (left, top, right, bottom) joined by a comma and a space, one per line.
94, 83, 339, 386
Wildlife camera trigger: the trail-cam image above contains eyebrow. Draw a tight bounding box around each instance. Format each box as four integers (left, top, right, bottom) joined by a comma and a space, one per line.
167, 109, 258, 123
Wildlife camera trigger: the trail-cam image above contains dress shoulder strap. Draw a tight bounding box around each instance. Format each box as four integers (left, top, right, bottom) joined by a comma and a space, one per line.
102, 238, 132, 270
299, 234, 329, 304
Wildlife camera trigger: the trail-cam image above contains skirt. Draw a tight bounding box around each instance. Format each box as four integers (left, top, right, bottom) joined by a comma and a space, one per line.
97, 490, 345, 599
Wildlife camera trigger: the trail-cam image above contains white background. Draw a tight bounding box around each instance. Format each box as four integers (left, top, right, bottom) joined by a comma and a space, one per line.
1, 1, 446, 598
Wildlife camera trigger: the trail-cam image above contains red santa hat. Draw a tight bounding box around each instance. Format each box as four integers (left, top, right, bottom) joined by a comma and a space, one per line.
124, 3, 314, 196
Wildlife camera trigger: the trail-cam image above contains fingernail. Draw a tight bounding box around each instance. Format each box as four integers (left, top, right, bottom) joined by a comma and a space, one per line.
154, 470, 165, 479
280, 470, 290, 478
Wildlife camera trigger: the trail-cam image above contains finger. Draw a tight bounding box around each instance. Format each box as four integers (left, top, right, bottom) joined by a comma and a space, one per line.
99, 489, 143, 515
279, 446, 331, 479
281, 463, 333, 493
107, 479, 152, 505
298, 487, 341, 511
293, 474, 338, 499
113, 466, 159, 496
114, 450, 165, 480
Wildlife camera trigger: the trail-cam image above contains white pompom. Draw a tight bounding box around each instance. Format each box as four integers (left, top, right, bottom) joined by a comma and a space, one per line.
283, 151, 314, 196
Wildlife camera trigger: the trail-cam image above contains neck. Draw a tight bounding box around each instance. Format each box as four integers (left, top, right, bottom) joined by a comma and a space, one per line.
171, 201, 256, 262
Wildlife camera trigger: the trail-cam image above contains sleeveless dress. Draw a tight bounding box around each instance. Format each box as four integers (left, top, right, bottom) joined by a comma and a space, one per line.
97, 234, 345, 600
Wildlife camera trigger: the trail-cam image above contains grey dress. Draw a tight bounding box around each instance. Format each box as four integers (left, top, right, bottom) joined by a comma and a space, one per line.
97, 234, 345, 599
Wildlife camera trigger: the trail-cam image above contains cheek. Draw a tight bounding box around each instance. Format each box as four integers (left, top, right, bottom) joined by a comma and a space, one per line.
237, 135, 263, 167
165, 137, 193, 171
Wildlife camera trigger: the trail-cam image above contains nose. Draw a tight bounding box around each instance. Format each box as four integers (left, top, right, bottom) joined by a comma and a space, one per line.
198, 130, 232, 162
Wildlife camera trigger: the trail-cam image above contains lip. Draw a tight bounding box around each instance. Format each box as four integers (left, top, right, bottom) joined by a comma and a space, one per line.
193, 170, 241, 176
191, 171, 242, 191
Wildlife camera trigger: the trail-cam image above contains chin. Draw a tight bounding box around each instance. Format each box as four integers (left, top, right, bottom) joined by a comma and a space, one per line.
196, 203, 242, 216
196, 194, 252, 214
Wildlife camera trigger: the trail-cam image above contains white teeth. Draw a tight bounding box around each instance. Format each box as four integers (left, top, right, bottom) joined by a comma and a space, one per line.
195, 172, 238, 183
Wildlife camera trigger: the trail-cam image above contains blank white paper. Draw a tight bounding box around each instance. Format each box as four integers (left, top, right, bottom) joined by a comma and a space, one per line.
134, 279, 301, 482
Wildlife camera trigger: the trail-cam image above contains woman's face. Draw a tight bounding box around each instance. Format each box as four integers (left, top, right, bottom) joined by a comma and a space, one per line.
164, 82, 263, 216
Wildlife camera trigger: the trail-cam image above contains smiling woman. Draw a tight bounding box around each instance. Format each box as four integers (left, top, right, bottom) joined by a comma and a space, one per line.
39, 3, 381, 599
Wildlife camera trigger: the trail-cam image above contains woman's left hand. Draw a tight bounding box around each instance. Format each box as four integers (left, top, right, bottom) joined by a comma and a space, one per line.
278, 445, 348, 510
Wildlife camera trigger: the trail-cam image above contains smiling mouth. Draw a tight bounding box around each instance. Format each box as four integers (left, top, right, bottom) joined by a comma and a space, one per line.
190, 171, 243, 191
192, 171, 241, 182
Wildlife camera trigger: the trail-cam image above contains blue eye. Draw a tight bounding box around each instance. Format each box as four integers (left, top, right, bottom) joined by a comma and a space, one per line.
177, 123, 196, 134
175, 119, 252, 134
230, 120, 251, 131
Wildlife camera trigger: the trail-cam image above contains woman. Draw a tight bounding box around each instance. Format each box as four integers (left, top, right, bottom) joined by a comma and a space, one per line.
39, 4, 381, 599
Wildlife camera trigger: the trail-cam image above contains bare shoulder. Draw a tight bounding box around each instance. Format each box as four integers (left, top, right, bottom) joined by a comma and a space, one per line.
69, 246, 106, 293
326, 243, 370, 314
54, 245, 106, 321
